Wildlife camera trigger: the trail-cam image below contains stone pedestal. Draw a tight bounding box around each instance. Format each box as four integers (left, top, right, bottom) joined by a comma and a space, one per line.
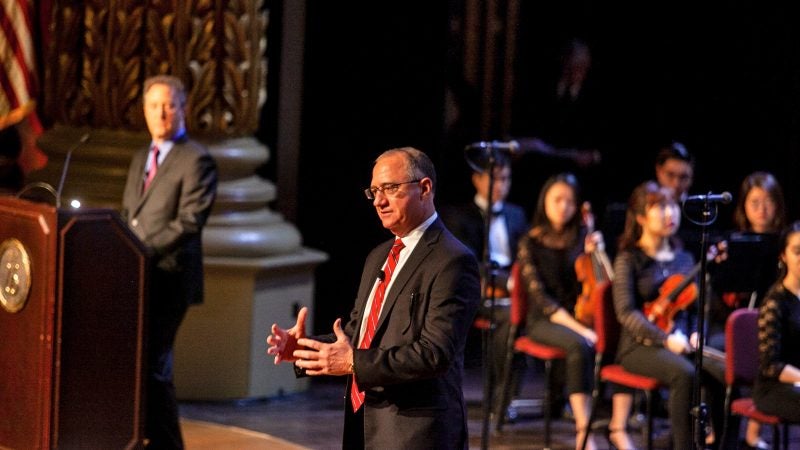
174, 249, 327, 400
29, 127, 328, 400
31, 3, 321, 403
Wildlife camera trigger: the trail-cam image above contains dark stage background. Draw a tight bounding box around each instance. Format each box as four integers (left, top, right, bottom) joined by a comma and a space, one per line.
277, 2, 800, 333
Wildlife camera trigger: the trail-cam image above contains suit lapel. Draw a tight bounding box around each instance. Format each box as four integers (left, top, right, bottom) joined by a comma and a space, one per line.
375, 219, 443, 331
126, 148, 149, 213
143, 143, 178, 194
351, 240, 393, 345
133, 141, 183, 210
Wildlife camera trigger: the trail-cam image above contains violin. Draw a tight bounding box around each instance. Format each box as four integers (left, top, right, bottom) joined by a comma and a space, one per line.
574, 202, 614, 327
643, 265, 700, 333
643, 242, 725, 333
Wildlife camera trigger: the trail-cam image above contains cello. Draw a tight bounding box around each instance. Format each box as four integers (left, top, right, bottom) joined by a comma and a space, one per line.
574, 202, 614, 327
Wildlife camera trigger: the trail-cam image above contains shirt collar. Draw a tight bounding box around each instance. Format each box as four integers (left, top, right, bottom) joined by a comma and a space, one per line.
474, 195, 503, 214
396, 212, 437, 250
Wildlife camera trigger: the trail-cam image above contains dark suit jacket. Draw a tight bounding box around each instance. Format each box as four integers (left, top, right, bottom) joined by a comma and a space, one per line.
323, 218, 480, 449
441, 201, 528, 263
120, 136, 217, 306
441, 201, 528, 291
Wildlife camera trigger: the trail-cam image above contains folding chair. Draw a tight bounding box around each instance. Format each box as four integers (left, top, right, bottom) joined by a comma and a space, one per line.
581, 281, 664, 450
719, 308, 791, 449
495, 263, 567, 450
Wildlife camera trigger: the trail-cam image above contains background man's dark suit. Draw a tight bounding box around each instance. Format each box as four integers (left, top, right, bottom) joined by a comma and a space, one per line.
336, 218, 480, 449
121, 135, 217, 448
441, 201, 528, 417
441, 201, 529, 274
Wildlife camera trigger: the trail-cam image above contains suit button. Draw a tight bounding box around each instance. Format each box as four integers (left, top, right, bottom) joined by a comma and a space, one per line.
131, 218, 138, 227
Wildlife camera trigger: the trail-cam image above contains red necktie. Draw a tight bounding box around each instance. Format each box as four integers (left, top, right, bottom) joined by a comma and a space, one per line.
350, 238, 405, 412
143, 146, 160, 191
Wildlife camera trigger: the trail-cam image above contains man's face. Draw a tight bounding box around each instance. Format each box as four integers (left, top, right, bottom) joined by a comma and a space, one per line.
143, 83, 184, 142
472, 166, 511, 205
656, 158, 693, 199
369, 153, 427, 237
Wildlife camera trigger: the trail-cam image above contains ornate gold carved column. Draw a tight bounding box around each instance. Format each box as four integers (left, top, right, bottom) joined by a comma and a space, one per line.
31, 1, 325, 399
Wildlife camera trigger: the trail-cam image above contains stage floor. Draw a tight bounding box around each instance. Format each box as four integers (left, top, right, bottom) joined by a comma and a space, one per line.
180, 357, 799, 450
182, 419, 307, 449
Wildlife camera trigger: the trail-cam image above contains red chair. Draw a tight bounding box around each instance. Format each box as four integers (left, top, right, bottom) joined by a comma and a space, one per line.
495, 263, 566, 450
581, 281, 664, 450
719, 308, 790, 449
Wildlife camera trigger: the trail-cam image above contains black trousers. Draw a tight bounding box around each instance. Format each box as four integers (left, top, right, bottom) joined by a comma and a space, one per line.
343, 402, 365, 449
145, 272, 189, 450
620, 344, 726, 450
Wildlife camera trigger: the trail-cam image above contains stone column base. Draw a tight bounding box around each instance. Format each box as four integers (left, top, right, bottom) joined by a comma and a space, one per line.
174, 248, 327, 400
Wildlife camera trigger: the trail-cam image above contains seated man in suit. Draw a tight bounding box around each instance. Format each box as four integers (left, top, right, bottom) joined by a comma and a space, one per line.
440, 151, 530, 421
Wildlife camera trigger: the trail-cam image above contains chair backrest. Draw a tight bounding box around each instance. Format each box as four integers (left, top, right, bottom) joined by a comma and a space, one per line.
725, 308, 760, 386
510, 262, 528, 327
592, 281, 620, 359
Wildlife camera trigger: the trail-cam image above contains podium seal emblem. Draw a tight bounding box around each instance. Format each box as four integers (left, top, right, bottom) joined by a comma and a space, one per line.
0, 238, 31, 313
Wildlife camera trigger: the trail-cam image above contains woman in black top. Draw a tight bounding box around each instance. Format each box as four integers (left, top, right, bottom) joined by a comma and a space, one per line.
754, 220, 800, 422
709, 171, 786, 341
612, 180, 725, 449
517, 173, 634, 450
708, 171, 785, 449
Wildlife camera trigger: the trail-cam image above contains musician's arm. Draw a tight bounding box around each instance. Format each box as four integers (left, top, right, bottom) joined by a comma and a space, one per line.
759, 296, 788, 380
612, 250, 669, 347
759, 294, 800, 383
517, 235, 562, 316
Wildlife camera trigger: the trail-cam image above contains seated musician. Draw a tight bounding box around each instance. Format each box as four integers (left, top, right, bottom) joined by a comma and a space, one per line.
754, 221, 800, 423
517, 173, 634, 450
440, 151, 528, 419
707, 171, 786, 449
612, 180, 726, 449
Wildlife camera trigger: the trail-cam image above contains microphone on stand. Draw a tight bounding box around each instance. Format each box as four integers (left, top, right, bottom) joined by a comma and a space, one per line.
465, 140, 521, 153
464, 140, 520, 172
56, 133, 91, 208
684, 191, 733, 205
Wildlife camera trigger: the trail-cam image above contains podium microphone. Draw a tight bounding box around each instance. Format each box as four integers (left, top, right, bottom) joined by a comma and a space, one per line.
684, 191, 733, 205
56, 133, 91, 208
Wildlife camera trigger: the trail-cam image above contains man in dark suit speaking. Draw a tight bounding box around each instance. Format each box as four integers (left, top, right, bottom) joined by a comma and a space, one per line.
267, 147, 480, 449
121, 75, 217, 449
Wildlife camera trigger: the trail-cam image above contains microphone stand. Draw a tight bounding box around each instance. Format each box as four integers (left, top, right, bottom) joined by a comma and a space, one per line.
687, 196, 719, 450
478, 145, 499, 450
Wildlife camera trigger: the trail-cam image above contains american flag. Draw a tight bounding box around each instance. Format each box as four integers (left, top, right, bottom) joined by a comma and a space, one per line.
0, 0, 46, 173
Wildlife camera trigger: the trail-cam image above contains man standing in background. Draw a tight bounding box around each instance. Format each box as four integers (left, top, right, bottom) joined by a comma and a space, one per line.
121, 75, 217, 449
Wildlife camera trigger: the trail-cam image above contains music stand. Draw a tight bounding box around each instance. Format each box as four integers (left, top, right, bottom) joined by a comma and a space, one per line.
711, 232, 780, 307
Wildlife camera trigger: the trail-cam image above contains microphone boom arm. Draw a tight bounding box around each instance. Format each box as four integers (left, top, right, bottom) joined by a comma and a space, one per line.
55, 133, 91, 208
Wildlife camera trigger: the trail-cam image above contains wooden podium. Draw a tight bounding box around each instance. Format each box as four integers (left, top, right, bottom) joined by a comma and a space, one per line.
0, 196, 148, 450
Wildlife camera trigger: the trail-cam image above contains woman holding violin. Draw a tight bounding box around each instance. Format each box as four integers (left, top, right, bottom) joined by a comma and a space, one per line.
707, 171, 786, 449
612, 180, 726, 450
517, 173, 634, 450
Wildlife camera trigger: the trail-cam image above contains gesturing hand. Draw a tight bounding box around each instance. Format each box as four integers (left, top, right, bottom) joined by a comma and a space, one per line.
294, 318, 354, 376
266, 306, 309, 364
